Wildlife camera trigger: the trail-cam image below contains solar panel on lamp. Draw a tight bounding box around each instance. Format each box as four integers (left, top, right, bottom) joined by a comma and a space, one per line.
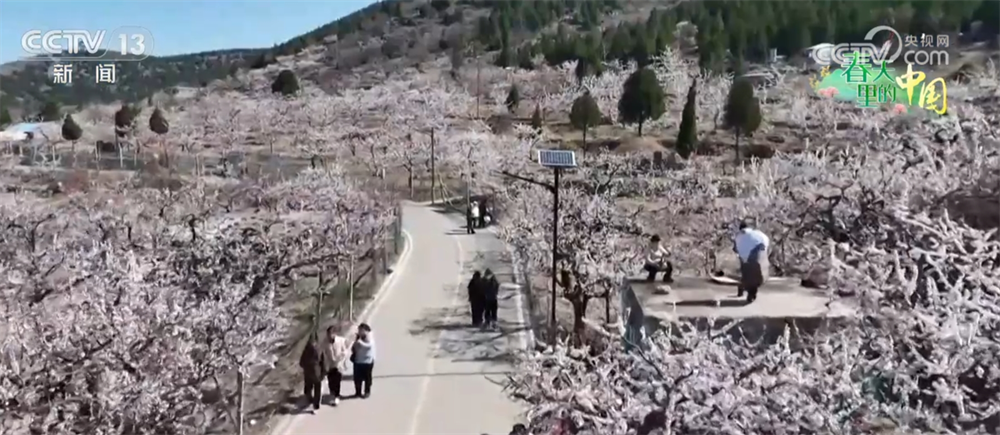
536, 149, 577, 168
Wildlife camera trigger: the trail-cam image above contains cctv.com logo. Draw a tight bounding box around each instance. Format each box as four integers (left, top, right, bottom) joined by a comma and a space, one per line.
811, 25, 950, 67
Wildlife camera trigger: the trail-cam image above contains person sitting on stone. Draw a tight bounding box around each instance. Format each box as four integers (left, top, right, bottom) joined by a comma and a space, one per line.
643, 235, 674, 283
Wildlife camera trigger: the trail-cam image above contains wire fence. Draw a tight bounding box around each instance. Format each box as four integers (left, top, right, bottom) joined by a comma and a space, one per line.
243, 207, 406, 428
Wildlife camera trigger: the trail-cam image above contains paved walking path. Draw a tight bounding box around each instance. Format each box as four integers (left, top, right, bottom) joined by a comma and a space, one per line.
276, 202, 528, 435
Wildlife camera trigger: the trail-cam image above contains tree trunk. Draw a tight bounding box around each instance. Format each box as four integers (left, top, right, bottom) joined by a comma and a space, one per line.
71, 141, 76, 167
582, 128, 588, 156
734, 127, 741, 166
570, 295, 589, 345
407, 166, 414, 198
605, 288, 611, 325
638, 120, 644, 137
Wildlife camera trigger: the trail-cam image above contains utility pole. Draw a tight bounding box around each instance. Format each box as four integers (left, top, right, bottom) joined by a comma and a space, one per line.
499, 149, 577, 343
430, 129, 436, 204
476, 59, 482, 120
550, 167, 560, 341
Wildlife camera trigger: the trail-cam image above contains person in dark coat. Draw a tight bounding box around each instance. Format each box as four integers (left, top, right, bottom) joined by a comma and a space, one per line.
465, 204, 476, 234
468, 270, 485, 327
299, 334, 324, 413
482, 269, 501, 329
477, 200, 487, 228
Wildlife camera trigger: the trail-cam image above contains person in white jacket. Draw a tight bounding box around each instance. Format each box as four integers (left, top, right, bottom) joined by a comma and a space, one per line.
733, 220, 770, 303
319, 324, 350, 405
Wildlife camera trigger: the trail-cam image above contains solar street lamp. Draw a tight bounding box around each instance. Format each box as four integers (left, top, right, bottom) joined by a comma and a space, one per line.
536, 150, 578, 341
499, 149, 577, 341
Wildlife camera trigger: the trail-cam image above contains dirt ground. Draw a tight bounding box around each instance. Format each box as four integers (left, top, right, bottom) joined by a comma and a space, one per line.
525, 273, 620, 346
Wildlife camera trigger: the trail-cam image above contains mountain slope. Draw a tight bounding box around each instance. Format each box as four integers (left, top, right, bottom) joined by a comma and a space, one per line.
1, 0, 996, 122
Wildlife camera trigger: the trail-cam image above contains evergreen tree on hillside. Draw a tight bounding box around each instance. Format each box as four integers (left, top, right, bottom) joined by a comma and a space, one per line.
675, 79, 698, 159
723, 77, 762, 164
570, 91, 602, 154
61, 114, 83, 166
40, 101, 61, 122
0, 107, 11, 127
505, 84, 521, 113
430, 0, 451, 12
530, 104, 543, 131
617, 67, 665, 136
61, 114, 82, 142
271, 70, 300, 96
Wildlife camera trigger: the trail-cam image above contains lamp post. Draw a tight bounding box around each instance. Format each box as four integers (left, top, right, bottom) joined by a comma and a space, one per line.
500, 149, 577, 341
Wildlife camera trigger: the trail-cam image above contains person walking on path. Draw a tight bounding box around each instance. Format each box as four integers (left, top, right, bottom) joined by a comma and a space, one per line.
319, 324, 349, 406
643, 235, 674, 283
482, 269, 501, 330
477, 200, 488, 228
470, 201, 481, 230
733, 220, 770, 303
465, 203, 476, 234
468, 270, 485, 327
299, 334, 324, 414
350, 323, 376, 398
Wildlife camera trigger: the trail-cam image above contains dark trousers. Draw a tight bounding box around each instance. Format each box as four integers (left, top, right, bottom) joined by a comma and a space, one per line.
326, 368, 342, 398
353, 363, 374, 396
303, 376, 321, 409
644, 261, 674, 282
466, 216, 475, 234
471, 300, 484, 325
484, 299, 498, 323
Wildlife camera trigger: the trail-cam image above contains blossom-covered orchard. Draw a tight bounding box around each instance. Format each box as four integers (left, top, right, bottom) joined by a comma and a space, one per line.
0, 161, 399, 433
1, 44, 998, 435
485, 54, 1000, 433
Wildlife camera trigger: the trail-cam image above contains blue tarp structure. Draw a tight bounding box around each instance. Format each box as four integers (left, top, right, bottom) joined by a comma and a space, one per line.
0, 123, 45, 141
9, 123, 41, 133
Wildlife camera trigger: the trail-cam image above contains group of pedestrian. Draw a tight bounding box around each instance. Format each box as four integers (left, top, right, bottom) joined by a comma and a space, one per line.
299, 322, 376, 414
465, 200, 493, 234
468, 269, 500, 329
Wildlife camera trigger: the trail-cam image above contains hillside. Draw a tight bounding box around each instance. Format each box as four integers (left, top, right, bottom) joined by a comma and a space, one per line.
1, 0, 997, 122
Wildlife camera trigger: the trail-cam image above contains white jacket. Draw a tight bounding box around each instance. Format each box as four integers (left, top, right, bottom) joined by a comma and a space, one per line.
645, 243, 668, 264
735, 228, 769, 262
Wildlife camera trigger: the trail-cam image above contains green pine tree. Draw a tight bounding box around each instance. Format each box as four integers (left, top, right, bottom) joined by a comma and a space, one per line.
675, 79, 698, 159
271, 69, 300, 96
115, 104, 137, 130
431, 0, 451, 12
0, 107, 11, 127
617, 67, 665, 136
530, 104, 543, 131
149, 108, 169, 135
61, 114, 83, 142
495, 44, 513, 68
723, 77, 763, 164
517, 48, 534, 70
570, 92, 602, 154
505, 84, 521, 113
40, 101, 61, 122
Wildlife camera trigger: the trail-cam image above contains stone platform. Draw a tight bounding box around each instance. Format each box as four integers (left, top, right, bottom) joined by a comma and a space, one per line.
629, 275, 855, 345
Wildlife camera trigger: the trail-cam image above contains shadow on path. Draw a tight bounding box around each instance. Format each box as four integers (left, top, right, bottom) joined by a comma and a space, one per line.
409, 306, 524, 365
